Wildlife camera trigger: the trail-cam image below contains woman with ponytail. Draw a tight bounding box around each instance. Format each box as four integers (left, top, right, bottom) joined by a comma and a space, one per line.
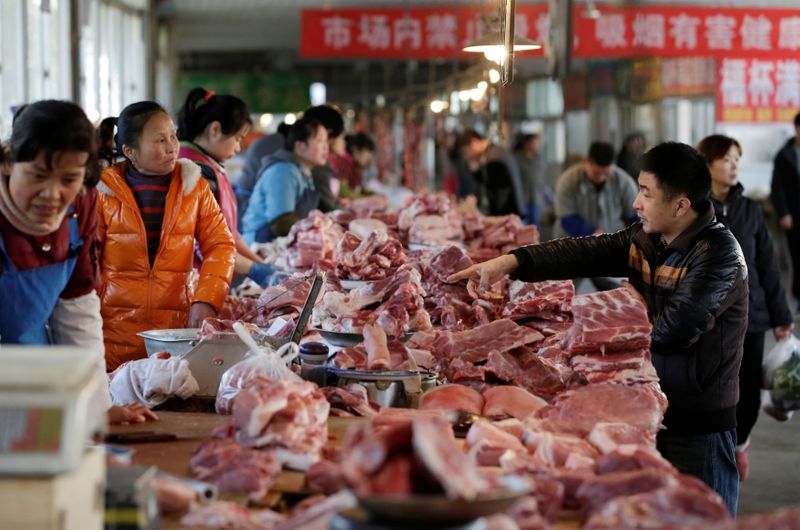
176, 87, 273, 285
96, 101, 235, 370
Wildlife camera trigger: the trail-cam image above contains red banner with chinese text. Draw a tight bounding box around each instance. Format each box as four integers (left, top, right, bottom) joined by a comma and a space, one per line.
301, 5, 800, 60
572, 6, 800, 58
717, 58, 800, 123
300, 5, 547, 59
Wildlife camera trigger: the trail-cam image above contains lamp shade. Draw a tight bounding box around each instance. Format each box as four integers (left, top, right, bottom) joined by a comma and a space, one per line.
462, 33, 541, 53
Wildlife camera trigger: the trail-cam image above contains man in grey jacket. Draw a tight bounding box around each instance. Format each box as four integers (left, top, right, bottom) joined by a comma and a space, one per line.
554, 141, 638, 290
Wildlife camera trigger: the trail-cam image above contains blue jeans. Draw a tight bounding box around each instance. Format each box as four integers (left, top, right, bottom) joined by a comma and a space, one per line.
656, 429, 739, 516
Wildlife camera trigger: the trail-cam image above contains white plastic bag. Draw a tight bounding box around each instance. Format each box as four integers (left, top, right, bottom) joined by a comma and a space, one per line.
109, 356, 199, 408
215, 323, 301, 414
762, 334, 800, 415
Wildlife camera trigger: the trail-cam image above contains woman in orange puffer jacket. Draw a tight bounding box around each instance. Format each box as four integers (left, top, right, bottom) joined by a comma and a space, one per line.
97, 101, 235, 370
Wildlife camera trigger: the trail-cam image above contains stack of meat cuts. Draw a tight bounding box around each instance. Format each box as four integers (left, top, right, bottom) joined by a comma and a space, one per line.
274, 210, 343, 271
312, 265, 431, 337
224, 274, 313, 329
398, 192, 463, 245
217, 295, 260, 322
334, 230, 407, 280
465, 214, 540, 262
194, 375, 330, 498
418, 318, 575, 397
502, 280, 574, 327
560, 286, 660, 386
564, 286, 652, 354
415, 245, 507, 331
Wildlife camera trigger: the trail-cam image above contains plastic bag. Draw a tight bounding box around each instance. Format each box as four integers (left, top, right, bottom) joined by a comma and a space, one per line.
215, 340, 301, 414
762, 334, 800, 415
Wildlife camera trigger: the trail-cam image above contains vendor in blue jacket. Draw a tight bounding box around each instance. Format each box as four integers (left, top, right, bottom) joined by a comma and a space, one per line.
450, 142, 748, 516
240, 117, 328, 243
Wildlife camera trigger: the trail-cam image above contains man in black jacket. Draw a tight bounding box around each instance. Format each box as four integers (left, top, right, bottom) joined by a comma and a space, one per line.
450, 142, 748, 515
771, 112, 800, 309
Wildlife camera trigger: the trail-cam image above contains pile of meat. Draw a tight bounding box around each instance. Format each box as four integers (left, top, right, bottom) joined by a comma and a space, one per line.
398, 193, 463, 245
465, 214, 540, 263
181, 490, 357, 530
334, 230, 407, 281
308, 415, 497, 500
274, 211, 343, 271
219, 275, 313, 329
415, 245, 507, 331
502, 280, 574, 324
312, 265, 432, 336
217, 295, 261, 322
419, 384, 547, 420
332, 324, 436, 372
191, 377, 330, 499
411, 318, 584, 400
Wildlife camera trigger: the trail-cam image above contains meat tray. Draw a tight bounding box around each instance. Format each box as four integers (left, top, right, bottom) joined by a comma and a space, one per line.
314, 328, 414, 348
326, 367, 436, 408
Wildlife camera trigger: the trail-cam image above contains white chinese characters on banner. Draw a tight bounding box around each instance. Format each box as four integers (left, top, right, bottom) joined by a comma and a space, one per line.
394, 16, 422, 49
322, 16, 353, 49
775, 60, 800, 107
535, 12, 549, 46
704, 15, 737, 50
748, 60, 775, 106
720, 59, 748, 106
632, 14, 665, 49
426, 14, 458, 49
778, 17, 800, 50
358, 15, 391, 49
719, 58, 800, 122
669, 13, 701, 50
740, 15, 772, 50
595, 14, 627, 48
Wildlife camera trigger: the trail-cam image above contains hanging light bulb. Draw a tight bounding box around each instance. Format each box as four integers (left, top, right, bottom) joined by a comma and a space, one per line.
430, 100, 446, 113
483, 47, 506, 65
477, 81, 488, 91
470, 88, 484, 101
488, 69, 501, 84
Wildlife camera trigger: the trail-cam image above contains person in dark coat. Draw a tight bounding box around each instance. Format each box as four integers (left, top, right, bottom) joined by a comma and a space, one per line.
617, 131, 646, 181
698, 135, 794, 481
450, 142, 748, 516
771, 112, 800, 309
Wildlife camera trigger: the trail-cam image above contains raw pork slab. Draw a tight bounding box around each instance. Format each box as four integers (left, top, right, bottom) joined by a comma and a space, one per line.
482, 386, 548, 420
567, 287, 652, 353
419, 384, 485, 416
532, 383, 667, 437
575, 469, 678, 512
587, 422, 657, 454
503, 280, 575, 320
412, 415, 490, 500
584, 481, 731, 529
464, 420, 527, 466
434, 319, 544, 364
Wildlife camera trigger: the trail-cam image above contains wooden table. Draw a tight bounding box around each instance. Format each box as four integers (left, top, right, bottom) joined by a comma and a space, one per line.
109, 412, 578, 529
109, 411, 364, 528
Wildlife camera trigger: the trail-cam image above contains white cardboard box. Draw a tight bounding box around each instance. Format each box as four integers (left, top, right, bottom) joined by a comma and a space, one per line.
0, 447, 105, 530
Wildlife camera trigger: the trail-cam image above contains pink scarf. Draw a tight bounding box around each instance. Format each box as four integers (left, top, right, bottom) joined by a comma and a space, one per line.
0, 175, 67, 236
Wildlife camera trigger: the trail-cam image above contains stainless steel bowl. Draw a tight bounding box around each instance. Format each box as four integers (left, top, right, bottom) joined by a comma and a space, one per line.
327, 367, 436, 408
137, 328, 199, 357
